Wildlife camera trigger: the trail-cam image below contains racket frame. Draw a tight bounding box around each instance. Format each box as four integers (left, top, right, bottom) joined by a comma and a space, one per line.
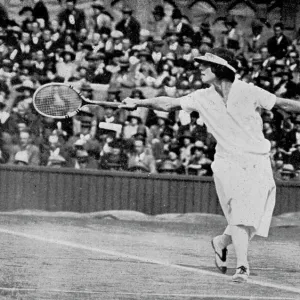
33, 82, 121, 119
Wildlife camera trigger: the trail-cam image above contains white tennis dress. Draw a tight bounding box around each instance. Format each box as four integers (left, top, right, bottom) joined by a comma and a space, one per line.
180, 80, 277, 237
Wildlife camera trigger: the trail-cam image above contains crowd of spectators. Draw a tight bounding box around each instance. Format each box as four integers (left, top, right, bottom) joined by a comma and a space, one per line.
1, 0, 300, 180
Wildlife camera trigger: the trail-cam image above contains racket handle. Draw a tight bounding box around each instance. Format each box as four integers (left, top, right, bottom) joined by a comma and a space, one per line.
66, 110, 79, 118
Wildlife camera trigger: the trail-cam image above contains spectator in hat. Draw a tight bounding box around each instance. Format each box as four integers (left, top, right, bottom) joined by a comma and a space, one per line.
32, 0, 49, 28
108, 30, 124, 51
70, 149, 98, 170
178, 130, 195, 166
57, 0, 86, 33
19, 6, 35, 32
278, 164, 298, 181
127, 137, 157, 173
245, 19, 271, 60
0, 33, 9, 59
151, 37, 165, 65
99, 139, 128, 171
289, 142, 300, 171
115, 6, 141, 45
30, 21, 43, 51
14, 150, 29, 166
128, 89, 148, 124
178, 111, 207, 142
162, 30, 182, 56
56, 48, 77, 82
267, 22, 291, 59
40, 133, 69, 166
248, 53, 264, 85
122, 112, 149, 141
109, 57, 135, 88
8, 129, 40, 166
170, 8, 194, 45
40, 28, 58, 60
47, 154, 67, 168
11, 32, 33, 62
158, 146, 184, 174
132, 29, 151, 52
186, 140, 212, 176
222, 16, 244, 55
149, 5, 170, 39
134, 49, 157, 87
14, 79, 35, 107
198, 22, 215, 48
91, 0, 113, 33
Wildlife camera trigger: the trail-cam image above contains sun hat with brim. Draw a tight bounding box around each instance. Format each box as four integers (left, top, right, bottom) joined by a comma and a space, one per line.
194, 52, 237, 73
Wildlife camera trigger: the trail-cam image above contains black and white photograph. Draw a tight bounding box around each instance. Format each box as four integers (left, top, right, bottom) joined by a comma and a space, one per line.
0, 0, 299, 299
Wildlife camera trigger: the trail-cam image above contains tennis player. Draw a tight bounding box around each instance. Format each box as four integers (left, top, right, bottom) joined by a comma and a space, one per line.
120, 48, 300, 283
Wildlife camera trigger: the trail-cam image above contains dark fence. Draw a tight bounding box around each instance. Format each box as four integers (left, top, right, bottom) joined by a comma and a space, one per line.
0, 165, 299, 216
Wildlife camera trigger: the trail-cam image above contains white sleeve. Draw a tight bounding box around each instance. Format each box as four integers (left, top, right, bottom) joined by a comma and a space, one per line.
252, 85, 276, 110
180, 89, 207, 114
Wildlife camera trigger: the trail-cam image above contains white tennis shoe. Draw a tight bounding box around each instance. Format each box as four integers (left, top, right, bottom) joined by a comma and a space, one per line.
211, 237, 228, 274
232, 266, 250, 283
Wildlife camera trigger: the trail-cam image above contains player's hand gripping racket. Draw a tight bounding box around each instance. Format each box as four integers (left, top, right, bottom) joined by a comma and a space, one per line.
33, 83, 134, 119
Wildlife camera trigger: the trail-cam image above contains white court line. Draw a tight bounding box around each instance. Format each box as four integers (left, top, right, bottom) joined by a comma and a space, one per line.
0, 288, 296, 300
0, 228, 299, 296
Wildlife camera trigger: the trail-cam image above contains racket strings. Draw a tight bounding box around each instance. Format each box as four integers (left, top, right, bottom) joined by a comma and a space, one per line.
34, 85, 82, 117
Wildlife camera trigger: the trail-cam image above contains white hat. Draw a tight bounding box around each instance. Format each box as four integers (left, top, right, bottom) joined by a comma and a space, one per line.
140, 29, 150, 37
15, 151, 29, 164
194, 52, 237, 73
111, 30, 124, 39
48, 134, 59, 144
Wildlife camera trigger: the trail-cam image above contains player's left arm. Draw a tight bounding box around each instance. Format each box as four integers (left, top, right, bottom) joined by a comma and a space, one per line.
274, 97, 300, 113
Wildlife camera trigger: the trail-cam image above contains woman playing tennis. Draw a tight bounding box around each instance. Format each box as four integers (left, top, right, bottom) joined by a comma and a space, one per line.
120, 48, 300, 283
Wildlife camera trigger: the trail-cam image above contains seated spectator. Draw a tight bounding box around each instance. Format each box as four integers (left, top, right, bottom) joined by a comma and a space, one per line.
122, 113, 150, 141
278, 164, 298, 181
109, 56, 135, 88
289, 143, 300, 170
70, 149, 98, 170
179, 131, 195, 167
47, 154, 67, 168
56, 49, 77, 82
178, 111, 207, 142
8, 129, 40, 166
151, 36, 165, 65
158, 146, 184, 174
40, 134, 69, 166
99, 139, 128, 171
127, 137, 157, 173
133, 29, 151, 51
186, 141, 212, 176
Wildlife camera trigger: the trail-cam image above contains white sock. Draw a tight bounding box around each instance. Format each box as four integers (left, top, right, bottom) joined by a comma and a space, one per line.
231, 225, 250, 269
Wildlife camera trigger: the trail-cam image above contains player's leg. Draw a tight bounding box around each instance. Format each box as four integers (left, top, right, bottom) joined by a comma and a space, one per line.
231, 225, 253, 282
211, 226, 232, 273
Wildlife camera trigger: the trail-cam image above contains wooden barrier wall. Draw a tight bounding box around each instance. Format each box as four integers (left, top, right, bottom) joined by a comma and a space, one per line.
0, 165, 299, 216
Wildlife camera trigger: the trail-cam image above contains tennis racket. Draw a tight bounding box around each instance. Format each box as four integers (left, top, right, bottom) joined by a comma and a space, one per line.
33, 83, 129, 119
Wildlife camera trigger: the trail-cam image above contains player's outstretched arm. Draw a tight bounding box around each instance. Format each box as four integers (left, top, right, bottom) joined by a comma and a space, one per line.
274, 97, 300, 113
120, 96, 181, 112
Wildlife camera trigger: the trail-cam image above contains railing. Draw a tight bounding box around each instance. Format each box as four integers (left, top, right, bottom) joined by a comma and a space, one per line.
0, 165, 299, 216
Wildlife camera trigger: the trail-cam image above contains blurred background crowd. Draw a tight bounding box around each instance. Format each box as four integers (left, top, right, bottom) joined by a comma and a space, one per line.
1, 0, 300, 180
